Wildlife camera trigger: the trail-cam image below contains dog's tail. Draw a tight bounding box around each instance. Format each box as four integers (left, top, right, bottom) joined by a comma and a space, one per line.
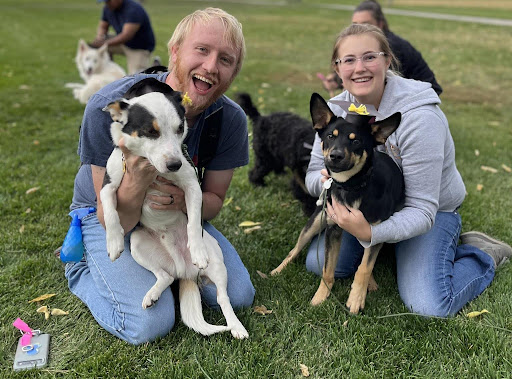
179, 279, 230, 336
234, 92, 261, 124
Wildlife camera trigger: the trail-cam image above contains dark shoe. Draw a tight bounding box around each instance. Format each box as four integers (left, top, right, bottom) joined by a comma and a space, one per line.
460, 231, 512, 268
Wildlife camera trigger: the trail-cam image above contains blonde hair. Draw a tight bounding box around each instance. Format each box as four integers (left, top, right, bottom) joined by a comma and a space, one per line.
167, 8, 246, 77
331, 23, 399, 72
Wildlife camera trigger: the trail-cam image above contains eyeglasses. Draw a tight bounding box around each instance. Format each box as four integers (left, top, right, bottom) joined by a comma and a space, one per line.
335, 52, 386, 71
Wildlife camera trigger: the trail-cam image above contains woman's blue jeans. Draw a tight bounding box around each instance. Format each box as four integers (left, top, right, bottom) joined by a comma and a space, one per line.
65, 212, 255, 345
305, 210, 495, 316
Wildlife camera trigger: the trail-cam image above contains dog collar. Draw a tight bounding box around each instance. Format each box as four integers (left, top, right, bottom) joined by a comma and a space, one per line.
332, 166, 373, 192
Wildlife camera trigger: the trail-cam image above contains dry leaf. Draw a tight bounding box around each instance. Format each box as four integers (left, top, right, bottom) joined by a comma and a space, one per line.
488, 121, 500, 126
19, 84, 30, 90
29, 293, 56, 303
33, 140, 40, 145
481, 165, 498, 174
474, 149, 480, 156
239, 221, 262, 227
343, 320, 349, 327
502, 164, 511, 173
476, 184, 484, 191
51, 308, 69, 316
235, 206, 241, 211
224, 197, 233, 206
253, 305, 273, 315
25, 187, 40, 195
37, 306, 50, 320
467, 309, 489, 318
244, 225, 261, 234
299, 364, 310, 377
19, 225, 25, 233
25, 208, 32, 214
256, 270, 268, 279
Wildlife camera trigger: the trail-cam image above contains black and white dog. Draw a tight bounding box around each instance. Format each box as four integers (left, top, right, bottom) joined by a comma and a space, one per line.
100, 78, 248, 339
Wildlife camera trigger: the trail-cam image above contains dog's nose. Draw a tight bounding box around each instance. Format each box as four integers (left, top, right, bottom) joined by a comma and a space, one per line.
166, 159, 182, 172
329, 150, 345, 163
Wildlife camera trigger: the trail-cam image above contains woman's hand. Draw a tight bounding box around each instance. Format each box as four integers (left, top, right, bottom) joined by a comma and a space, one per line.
327, 198, 372, 242
320, 168, 330, 184
147, 176, 187, 212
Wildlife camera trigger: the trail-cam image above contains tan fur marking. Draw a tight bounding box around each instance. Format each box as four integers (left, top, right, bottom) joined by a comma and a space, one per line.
349, 132, 356, 140
323, 146, 334, 158
131, 131, 138, 137
333, 129, 339, 137
152, 119, 160, 131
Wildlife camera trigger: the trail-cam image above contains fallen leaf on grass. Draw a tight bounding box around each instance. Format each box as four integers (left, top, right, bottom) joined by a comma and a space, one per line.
223, 197, 233, 206
253, 305, 273, 315
244, 226, 261, 234
488, 121, 500, 127
256, 270, 268, 279
19, 225, 25, 233
235, 206, 241, 211
33, 140, 40, 145
299, 364, 310, 377
474, 149, 480, 156
25, 208, 32, 214
25, 187, 40, 195
37, 306, 50, 320
502, 164, 511, 173
476, 184, 484, 191
481, 165, 497, 174
343, 320, 349, 327
29, 293, 56, 303
467, 309, 489, 318
51, 308, 69, 316
239, 221, 262, 227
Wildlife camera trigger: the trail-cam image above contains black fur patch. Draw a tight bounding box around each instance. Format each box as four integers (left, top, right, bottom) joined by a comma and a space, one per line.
123, 104, 161, 139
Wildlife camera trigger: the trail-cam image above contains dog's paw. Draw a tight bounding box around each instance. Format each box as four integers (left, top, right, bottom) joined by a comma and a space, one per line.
142, 291, 160, 309
106, 235, 124, 262
230, 324, 249, 339
367, 275, 379, 292
188, 240, 209, 270
346, 287, 367, 314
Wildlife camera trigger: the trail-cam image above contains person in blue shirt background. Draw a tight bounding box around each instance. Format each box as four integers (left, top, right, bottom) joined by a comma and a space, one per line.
91, 0, 157, 74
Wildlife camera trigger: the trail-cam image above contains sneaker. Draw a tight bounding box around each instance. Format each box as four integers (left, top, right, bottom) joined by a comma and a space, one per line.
460, 231, 512, 268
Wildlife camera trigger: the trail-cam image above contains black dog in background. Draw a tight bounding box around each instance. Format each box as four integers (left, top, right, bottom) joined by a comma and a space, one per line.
235, 93, 317, 216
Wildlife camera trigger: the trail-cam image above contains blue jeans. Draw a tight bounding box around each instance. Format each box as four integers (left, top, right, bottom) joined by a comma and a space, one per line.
305, 211, 495, 316
65, 212, 255, 345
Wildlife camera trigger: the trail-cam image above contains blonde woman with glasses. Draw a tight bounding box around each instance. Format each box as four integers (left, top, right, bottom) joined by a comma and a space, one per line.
305, 23, 511, 317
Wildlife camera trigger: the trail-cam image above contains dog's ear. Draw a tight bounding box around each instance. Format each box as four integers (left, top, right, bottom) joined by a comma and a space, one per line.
98, 43, 109, 56
370, 112, 401, 144
103, 100, 130, 122
310, 93, 335, 131
78, 39, 88, 53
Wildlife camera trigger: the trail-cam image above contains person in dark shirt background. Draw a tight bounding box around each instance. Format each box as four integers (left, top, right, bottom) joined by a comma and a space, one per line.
91, 0, 157, 74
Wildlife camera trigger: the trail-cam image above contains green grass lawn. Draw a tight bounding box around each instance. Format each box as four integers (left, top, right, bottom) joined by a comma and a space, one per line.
1, 0, 512, 377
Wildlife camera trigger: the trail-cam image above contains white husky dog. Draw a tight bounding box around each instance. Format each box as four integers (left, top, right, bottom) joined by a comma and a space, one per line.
65, 39, 126, 104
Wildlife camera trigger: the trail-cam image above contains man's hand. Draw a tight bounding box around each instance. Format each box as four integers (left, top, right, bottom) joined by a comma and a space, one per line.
147, 176, 187, 212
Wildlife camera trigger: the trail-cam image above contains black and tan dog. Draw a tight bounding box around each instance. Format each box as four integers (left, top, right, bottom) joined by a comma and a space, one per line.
235, 92, 317, 216
271, 93, 404, 314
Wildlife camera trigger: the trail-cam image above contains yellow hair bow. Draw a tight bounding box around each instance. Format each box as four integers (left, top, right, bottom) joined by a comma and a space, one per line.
348, 103, 369, 115
181, 92, 192, 106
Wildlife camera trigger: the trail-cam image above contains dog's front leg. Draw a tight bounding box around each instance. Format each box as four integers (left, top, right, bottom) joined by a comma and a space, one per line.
100, 150, 126, 261
346, 243, 382, 314
271, 210, 324, 275
311, 225, 342, 306
182, 169, 209, 270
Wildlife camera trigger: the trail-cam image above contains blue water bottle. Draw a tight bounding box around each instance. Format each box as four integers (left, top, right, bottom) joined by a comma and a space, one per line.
60, 207, 95, 263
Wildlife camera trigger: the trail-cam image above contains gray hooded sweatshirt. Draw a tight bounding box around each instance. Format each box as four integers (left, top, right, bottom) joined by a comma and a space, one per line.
306, 73, 466, 247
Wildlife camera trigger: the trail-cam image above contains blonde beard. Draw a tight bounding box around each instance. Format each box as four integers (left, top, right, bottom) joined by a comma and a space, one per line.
173, 57, 233, 117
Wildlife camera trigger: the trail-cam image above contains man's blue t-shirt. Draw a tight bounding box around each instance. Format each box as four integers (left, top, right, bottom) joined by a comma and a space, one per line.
102, 0, 155, 52
71, 73, 249, 210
